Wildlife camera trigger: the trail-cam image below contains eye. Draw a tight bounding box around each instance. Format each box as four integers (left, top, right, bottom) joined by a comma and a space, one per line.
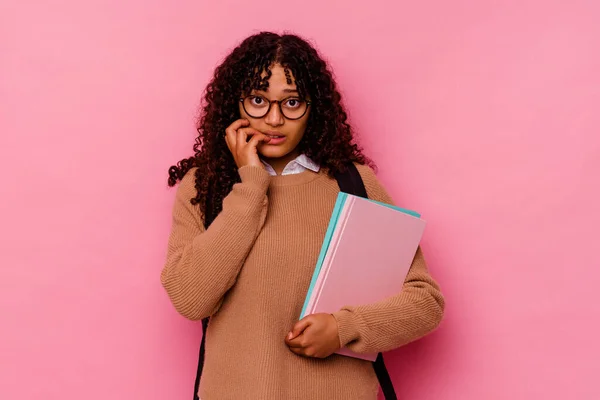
250, 96, 267, 106
284, 98, 301, 108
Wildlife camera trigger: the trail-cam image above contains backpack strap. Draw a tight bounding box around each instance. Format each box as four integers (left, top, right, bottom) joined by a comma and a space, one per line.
193, 178, 216, 400
373, 353, 397, 400
193, 166, 397, 400
193, 318, 209, 400
333, 162, 368, 198
334, 163, 398, 400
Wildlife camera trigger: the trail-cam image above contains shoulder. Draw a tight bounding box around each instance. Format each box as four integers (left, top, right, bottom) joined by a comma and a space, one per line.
353, 163, 395, 205
170, 167, 204, 227
354, 163, 377, 183
175, 167, 200, 202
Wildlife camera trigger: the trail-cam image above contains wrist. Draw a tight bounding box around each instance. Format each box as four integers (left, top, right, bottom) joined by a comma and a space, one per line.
331, 310, 359, 348
329, 313, 342, 349
238, 165, 270, 190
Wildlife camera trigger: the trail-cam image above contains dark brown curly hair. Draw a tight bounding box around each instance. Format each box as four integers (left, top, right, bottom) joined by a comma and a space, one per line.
168, 31, 372, 223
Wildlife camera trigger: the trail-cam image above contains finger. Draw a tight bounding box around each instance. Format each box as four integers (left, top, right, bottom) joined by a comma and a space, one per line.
285, 334, 306, 348
289, 345, 317, 358
286, 340, 305, 349
288, 317, 313, 340
247, 133, 271, 148
229, 118, 250, 132
288, 346, 306, 356
225, 125, 238, 152
304, 348, 317, 358
225, 130, 234, 153
236, 127, 264, 146
226, 119, 248, 140
237, 128, 265, 142
236, 128, 248, 149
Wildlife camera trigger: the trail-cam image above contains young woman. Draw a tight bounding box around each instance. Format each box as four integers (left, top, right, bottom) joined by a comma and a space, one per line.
162, 32, 445, 399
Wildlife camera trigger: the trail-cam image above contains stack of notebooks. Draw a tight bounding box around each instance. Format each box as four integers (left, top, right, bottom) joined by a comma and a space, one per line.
300, 192, 426, 361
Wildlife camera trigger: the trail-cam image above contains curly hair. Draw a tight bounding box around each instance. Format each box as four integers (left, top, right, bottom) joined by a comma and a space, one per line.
168, 31, 372, 223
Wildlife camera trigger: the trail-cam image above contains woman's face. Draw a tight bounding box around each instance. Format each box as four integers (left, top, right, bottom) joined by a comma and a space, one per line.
239, 64, 310, 160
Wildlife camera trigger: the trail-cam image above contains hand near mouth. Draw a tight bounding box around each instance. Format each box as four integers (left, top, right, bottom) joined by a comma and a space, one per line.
225, 119, 271, 169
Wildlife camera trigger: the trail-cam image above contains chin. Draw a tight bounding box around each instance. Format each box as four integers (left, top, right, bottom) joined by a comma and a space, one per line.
258, 146, 293, 159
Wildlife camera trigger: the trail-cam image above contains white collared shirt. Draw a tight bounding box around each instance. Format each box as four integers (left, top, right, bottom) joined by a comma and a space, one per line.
261, 154, 321, 176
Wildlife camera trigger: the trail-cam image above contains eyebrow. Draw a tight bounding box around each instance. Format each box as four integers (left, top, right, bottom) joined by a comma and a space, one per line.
255, 88, 299, 95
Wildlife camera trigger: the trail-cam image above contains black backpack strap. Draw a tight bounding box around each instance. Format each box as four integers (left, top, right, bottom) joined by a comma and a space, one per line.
193, 318, 209, 400
333, 162, 368, 198
373, 353, 397, 400
193, 177, 216, 400
334, 163, 398, 400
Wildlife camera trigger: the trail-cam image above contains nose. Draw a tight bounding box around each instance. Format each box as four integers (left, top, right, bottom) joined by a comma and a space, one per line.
264, 101, 284, 127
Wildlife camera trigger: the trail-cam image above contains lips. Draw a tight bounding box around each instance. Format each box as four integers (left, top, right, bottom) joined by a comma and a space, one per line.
263, 132, 287, 145
265, 132, 285, 139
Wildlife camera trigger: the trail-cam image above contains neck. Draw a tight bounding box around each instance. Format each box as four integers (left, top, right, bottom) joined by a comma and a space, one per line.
263, 150, 300, 175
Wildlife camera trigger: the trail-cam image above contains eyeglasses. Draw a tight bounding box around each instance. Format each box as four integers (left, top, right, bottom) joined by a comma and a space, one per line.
240, 95, 311, 120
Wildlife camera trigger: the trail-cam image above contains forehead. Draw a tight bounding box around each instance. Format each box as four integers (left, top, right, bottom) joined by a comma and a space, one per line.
259, 64, 297, 93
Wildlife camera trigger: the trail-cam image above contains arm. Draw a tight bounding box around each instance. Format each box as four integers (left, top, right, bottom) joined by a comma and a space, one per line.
332, 164, 445, 354
160, 165, 270, 320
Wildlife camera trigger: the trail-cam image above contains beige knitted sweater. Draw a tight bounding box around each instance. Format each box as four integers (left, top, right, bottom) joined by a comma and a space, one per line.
161, 164, 444, 399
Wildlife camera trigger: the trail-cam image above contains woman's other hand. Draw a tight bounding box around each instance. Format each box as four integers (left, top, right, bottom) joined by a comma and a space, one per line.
285, 313, 342, 358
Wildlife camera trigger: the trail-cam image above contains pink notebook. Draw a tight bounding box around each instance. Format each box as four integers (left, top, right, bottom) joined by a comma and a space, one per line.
306, 194, 426, 361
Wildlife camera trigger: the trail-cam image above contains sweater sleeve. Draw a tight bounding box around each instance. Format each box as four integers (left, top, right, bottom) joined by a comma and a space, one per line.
331, 164, 445, 354
161, 165, 270, 321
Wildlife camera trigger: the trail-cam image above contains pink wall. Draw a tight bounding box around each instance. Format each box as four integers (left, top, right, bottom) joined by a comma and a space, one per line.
2, 0, 599, 399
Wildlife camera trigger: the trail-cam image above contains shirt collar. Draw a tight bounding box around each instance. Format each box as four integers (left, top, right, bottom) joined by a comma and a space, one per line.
261, 154, 321, 176
293, 154, 320, 173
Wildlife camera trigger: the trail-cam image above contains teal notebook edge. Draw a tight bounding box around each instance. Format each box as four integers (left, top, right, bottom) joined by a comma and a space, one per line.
367, 198, 421, 218
300, 192, 348, 318
299, 192, 421, 319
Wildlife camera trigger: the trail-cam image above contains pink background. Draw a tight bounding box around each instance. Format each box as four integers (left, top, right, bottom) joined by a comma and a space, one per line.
2, 0, 599, 399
